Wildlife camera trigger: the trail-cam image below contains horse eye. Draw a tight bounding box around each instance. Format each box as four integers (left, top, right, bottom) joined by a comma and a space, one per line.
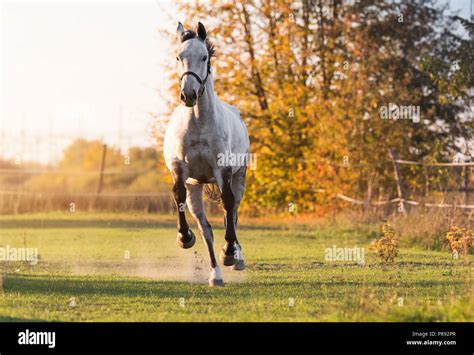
202, 56, 207, 62
176, 56, 180, 61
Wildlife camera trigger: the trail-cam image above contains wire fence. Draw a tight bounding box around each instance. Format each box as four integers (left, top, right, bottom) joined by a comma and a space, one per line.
0, 128, 472, 214
0, 129, 169, 213
327, 157, 473, 210
1, 159, 471, 214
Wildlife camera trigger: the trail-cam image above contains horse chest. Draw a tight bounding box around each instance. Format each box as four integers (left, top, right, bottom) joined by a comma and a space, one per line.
185, 140, 213, 161
182, 132, 217, 180
183, 125, 219, 158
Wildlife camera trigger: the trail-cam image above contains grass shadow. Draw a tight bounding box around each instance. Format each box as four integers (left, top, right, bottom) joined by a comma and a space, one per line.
4, 274, 210, 298
0, 315, 45, 322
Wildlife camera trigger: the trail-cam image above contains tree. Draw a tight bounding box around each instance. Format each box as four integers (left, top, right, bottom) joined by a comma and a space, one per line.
158, 0, 473, 214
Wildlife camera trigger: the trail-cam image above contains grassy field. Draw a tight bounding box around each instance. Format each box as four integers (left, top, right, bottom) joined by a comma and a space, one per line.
0, 212, 472, 322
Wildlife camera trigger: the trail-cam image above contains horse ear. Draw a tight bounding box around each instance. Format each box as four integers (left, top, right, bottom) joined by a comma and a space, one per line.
197, 22, 207, 41
176, 22, 185, 41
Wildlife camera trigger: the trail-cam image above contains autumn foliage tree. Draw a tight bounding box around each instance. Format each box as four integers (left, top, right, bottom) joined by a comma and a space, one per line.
159, 0, 473, 214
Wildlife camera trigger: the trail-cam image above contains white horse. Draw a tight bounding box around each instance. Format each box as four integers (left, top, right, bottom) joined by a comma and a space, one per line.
163, 22, 250, 286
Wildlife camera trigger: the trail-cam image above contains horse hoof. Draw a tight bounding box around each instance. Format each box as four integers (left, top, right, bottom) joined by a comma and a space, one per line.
219, 248, 236, 266
177, 230, 196, 249
209, 278, 224, 287
232, 259, 245, 271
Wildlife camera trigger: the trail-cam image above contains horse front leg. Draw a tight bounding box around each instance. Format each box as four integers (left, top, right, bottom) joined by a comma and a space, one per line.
186, 183, 223, 286
171, 162, 196, 249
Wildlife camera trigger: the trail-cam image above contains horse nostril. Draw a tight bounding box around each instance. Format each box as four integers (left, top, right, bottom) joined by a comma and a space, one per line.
180, 92, 186, 101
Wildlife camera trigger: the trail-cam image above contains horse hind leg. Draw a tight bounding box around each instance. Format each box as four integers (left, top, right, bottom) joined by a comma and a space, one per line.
230, 168, 246, 271
186, 183, 224, 286
172, 162, 196, 249
218, 167, 245, 270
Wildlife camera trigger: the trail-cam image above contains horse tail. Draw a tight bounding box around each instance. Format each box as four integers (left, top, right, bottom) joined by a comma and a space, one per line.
203, 183, 222, 204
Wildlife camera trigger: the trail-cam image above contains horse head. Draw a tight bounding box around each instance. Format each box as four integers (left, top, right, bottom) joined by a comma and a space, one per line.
176, 22, 214, 107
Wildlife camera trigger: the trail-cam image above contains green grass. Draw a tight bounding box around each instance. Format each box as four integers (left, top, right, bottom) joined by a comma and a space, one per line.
0, 212, 472, 322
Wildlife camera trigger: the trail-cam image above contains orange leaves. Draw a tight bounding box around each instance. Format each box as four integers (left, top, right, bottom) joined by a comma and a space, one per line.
159, 0, 470, 214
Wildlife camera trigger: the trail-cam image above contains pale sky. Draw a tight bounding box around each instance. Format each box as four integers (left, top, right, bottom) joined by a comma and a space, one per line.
0, 0, 471, 163
1, 0, 181, 163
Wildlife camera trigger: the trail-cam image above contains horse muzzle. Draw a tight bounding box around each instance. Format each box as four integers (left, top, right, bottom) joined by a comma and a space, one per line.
180, 90, 197, 107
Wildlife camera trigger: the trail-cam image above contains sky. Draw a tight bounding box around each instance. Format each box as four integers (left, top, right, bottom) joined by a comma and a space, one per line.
1, 0, 181, 163
0, 0, 471, 163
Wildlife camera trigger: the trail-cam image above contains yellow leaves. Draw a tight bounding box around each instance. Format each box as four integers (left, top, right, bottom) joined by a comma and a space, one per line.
369, 222, 398, 264
446, 225, 473, 258
165, 0, 467, 215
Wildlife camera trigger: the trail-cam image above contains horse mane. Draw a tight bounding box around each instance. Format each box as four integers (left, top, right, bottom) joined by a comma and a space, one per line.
180, 30, 216, 58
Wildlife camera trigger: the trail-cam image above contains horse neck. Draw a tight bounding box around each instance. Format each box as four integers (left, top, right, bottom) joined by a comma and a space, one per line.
193, 73, 216, 121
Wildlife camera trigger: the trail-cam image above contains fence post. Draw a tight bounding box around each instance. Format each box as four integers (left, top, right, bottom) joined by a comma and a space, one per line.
463, 165, 470, 210
423, 159, 429, 198
94, 144, 107, 208
364, 172, 374, 220
389, 148, 407, 214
